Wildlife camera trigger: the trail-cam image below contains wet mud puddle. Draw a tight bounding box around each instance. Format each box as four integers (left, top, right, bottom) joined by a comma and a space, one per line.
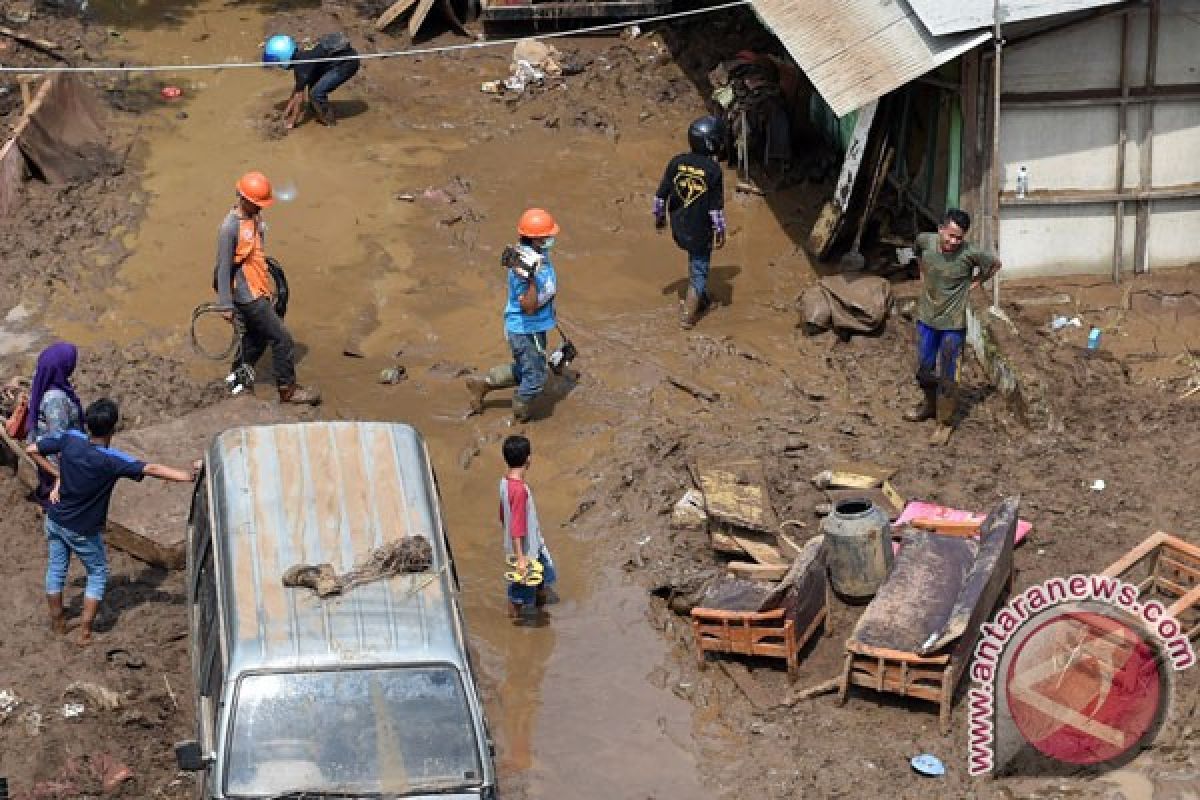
70, 1, 741, 795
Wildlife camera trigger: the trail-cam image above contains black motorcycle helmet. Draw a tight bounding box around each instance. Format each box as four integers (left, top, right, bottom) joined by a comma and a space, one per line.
687, 115, 725, 156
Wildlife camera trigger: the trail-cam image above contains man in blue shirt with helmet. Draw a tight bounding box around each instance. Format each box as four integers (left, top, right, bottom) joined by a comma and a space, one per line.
263, 33, 359, 128
465, 209, 560, 423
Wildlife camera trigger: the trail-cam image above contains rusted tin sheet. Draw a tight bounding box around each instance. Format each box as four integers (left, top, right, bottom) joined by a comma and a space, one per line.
481, 0, 669, 20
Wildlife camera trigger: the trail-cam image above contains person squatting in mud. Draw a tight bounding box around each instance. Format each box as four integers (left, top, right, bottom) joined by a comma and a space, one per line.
26, 399, 198, 645
905, 208, 1002, 445
263, 32, 360, 129
499, 435, 556, 619
465, 209, 560, 423
655, 115, 727, 330
22, 342, 84, 510
214, 171, 320, 405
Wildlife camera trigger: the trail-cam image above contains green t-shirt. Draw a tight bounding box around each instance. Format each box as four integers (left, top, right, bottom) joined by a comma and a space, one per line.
915, 232, 999, 330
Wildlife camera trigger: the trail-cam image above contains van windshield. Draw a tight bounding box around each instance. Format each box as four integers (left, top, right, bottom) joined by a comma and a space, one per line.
225, 667, 483, 797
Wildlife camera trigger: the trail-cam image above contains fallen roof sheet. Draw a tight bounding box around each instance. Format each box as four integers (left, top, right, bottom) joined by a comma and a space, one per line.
907, 0, 1126, 36
749, 0, 989, 118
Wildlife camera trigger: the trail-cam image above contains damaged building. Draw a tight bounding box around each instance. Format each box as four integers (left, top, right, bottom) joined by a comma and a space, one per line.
748, 0, 1200, 282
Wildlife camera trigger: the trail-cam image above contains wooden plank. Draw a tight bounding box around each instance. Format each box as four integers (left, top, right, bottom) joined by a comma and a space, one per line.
1001, 84, 1200, 108
718, 660, 785, 712
1113, 11, 1130, 284
1134, 0, 1159, 275
777, 532, 802, 561
692, 607, 785, 622
999, 184, 1200, 206
0, 423, 38, 490
807, 100, 879, 259
846, 641, 951, 665
909, 517, 981, 536
408, 0, 437, 38
1102, 531, 1172, 577
1159, 555, 1200, 584
727, 562, 789, 582
1167, 584, 1200, 624
375, 0, 419, 30
694, 459, 779, 534
728, 534, 784, 566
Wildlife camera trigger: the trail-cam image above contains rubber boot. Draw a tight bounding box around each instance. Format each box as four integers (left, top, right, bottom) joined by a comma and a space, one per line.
279, 384, 322, 406
512, 396, 533, 423
680, 287, 702, 330
903, 386, 937, 422
930, 394, 956, 446
466, 365, 517, 414
312, 100, 336, 127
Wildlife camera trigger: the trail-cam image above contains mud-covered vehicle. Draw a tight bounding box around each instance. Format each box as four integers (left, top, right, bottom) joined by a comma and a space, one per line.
174, 422, 496, 799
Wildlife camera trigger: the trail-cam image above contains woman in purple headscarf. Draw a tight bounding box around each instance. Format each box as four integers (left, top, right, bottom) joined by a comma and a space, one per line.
25, 342, 84, 508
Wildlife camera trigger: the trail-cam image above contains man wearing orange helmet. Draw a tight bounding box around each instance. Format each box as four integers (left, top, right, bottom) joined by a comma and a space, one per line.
214, 172, 320, 405
465, 208, 560, 422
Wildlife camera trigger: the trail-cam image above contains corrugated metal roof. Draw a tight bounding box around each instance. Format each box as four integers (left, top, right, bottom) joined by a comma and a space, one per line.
907, 0, 1125, 36
749, 0, 990, 118
208, 422, 467, 673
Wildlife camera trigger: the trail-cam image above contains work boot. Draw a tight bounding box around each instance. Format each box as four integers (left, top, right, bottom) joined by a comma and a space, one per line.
279, 384, 322, 406
680, 287, 703, 330
903, 386, 937, 422
930, 395, 956, 446
312, 101, 336, 126
465, 365, 517, 414
511, 396, 533, 423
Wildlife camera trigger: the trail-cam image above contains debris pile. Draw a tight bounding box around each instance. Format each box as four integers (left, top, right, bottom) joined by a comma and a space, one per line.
283, 536, 434, 598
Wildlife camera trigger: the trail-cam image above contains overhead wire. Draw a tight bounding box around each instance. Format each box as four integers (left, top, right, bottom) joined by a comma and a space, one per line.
0, 0, 753, 74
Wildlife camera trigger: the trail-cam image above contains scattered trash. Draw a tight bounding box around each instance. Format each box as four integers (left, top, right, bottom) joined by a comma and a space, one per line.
62, 681, 122, 712
396, 191, 416, 202
379, 366, 407, 384
669, 488, 708, 531
1051, 315, 1082, 331
480, 80, 503, 94
1088, 326, 1103, 349
283, 537, 434, 598
20, 708, 43, 736
160, 86, 182, 100
512, 38, 563, 76
505, 59, 544, 93
0, 688, 19, 721
621, 24, 642, 39
105, 647, 145, 669
1090, 479, 1106, 492
61, 702, 85, 719
910, 753, 945, 777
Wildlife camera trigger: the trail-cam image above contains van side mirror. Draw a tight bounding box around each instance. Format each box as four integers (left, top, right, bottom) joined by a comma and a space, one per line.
174, 740, 211, 772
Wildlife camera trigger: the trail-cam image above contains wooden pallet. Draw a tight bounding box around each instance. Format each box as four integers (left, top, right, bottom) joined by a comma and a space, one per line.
691, 604, 827, 680
1103, 531, 1200, 639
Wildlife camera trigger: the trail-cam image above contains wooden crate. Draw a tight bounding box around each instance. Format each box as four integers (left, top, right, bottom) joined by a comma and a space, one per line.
691, 604, 826, 680
838, 643, 955, 732
1103, 531, 1200, 639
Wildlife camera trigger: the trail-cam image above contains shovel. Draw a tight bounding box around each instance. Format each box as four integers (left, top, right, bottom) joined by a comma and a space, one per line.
840, 146, 893, 272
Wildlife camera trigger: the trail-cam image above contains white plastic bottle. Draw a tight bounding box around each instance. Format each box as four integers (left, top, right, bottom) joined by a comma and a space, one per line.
1016, 165, 1029, 200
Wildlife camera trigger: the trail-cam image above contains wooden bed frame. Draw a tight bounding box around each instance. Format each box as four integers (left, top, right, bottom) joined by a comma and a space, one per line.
1103, 531, 1200, 639
691, 604, 827, 680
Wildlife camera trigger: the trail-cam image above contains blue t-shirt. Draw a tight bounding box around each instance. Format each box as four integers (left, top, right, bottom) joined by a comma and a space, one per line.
37, 430, 146, 535
504, 255, 557, 335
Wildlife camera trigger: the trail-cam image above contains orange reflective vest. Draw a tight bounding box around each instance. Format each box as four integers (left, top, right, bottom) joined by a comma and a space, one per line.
235, 212, 272, 300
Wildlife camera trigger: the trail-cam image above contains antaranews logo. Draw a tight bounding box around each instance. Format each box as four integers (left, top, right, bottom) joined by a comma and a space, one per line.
968, 574, 1195, 777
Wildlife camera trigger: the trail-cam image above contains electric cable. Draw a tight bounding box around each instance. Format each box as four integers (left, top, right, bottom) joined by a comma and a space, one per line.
190, 302, 243, 361
0, 0, 752, 74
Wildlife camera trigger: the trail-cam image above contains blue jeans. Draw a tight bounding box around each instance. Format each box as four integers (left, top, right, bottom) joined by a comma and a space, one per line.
310, 60, 360, 109
45, 516, 108, 601
688, 248, 712, 297
506, 548, 557, 607
915, 321, 965, 396
508, 331, 548, 402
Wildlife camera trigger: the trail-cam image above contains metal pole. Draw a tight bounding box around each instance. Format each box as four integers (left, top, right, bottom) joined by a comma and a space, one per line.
990, 0, 1004, 310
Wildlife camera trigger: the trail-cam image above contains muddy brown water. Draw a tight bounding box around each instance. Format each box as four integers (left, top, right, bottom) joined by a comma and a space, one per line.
32, 1, 812, 795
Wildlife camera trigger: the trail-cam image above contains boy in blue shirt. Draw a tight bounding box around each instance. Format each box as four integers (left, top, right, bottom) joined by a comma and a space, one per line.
27, 398, 198, 645
466, 208, 560, 423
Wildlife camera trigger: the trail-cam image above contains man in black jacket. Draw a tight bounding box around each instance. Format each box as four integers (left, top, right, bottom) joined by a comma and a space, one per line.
654, 116, 727, 329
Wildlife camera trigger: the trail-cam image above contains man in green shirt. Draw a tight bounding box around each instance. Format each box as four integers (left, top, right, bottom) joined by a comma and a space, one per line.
904, 209, 1001, 444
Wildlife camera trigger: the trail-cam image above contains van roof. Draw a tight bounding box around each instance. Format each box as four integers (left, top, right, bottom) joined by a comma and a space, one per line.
206, 422, 468, 674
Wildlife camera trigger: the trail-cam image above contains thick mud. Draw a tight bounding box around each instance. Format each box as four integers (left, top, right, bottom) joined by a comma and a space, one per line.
0, 1, 1197, 799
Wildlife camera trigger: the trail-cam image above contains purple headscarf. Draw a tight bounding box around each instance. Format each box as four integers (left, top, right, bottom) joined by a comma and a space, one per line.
25, 342, 82, 438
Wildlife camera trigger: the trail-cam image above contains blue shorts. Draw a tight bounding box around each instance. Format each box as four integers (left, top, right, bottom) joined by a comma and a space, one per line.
506, 548, 556, 607
915, 321, 965, 391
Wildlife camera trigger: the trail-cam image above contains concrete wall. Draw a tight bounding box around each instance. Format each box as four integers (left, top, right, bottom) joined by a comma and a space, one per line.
993, 1, 1200, 279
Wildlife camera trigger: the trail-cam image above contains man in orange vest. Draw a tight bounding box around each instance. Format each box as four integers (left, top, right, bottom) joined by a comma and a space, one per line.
214, 172, 320, 405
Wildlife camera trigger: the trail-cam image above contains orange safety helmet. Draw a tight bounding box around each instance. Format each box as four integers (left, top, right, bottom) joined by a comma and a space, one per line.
235, 171, 275, 208
517, 208, 560, 238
